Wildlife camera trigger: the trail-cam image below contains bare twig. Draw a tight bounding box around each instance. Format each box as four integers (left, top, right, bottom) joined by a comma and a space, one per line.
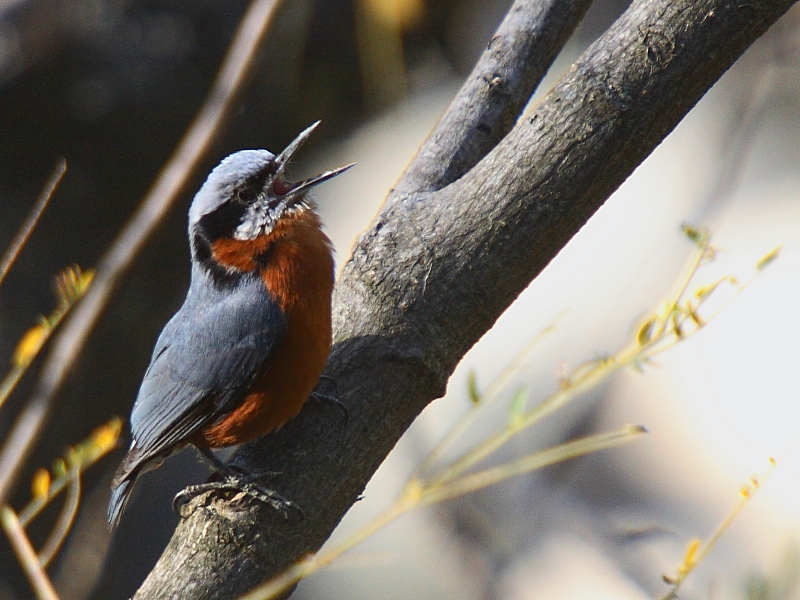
0, 0, 285, 503
0, 158, 66, 287
37, 471, 81, 568
658, 458, 778, 599
1, 506, 59, 600
0, 265, 93, 413
240, 426, 643, 600
17, 417, 121, 527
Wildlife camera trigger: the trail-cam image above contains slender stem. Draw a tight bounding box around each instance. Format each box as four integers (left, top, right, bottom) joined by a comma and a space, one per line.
0, 294, 83, 413
430, 234, 716, 486
658, 460, 776, 600
37, 472, 81, 567
237, 496, 414, 600
18, 418, 122, 525
420, 426, 645, 506
429, 355, 628, 486
245, 426, 643, 600
415, 318, 561, 479
652, 231, 710, 339
1, 506, 60, 600
0, 159, 66, 287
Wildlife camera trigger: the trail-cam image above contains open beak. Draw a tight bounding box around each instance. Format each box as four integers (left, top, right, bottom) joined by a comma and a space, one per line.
271, 121, 355, 199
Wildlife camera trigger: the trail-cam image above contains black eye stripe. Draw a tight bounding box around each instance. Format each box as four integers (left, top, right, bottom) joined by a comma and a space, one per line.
234, 171, 270, 203
198, 201, 246, 241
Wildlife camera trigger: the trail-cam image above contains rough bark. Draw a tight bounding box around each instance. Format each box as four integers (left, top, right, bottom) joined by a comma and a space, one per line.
134, 0, 797, 598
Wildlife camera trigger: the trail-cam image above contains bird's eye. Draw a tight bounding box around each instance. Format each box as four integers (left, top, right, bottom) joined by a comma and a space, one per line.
236, 188, 256, 204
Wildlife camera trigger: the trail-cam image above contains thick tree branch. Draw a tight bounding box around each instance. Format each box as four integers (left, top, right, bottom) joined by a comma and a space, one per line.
134, 0, 796, 598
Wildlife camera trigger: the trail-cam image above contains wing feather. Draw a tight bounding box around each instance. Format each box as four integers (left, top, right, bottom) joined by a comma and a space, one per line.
120, 272, 286, 479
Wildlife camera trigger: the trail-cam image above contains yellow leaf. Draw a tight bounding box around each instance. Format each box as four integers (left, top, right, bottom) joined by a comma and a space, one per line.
756, 245, 781, 270
31, 468, 51, 499
467, 370, 481, 405
508, 387, 528, 426
54, 265, 94, 306
681, 224, 708, 247
11, 324, 48, 367
686, 304, 702, 326
682, 538, 701, 573
90, 417, 123, 454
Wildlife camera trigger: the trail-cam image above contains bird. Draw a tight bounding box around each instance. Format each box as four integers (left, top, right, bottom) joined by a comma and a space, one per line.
108, 122, 353, 528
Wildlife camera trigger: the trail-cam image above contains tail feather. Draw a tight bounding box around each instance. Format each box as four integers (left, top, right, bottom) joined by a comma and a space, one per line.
108, 473, 138, 529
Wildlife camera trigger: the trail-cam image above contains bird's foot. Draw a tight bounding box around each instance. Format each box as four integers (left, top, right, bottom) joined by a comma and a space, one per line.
309, 390, 349, 422
173, 473, 303, 520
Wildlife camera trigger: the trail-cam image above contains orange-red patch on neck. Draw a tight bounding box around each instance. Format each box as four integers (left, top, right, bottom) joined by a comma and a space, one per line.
210, 235, 273, 272
258, 210, 333, 315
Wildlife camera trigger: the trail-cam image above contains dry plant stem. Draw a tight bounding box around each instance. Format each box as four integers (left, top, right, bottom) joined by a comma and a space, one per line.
416, 319, 560, 479
429, 359, 626, 486
658, 461, 776, 600
418, 426, 644, 505
136, 1, 795, 598
0, 268, 93, 413
0, 0, 285, 504
0, 159, 66, 287
431, 237, 709, 486
16, 418, 121, 526
238, 500, 410, 600
244, 426, 642, 600
0, 507, 59, 600
37, 472, 80, 568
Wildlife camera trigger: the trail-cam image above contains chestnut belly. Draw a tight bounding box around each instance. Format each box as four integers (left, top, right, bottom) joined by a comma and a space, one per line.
198, 326, 330, 448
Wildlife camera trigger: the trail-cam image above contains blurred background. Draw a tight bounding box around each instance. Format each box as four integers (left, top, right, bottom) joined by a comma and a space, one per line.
0, 0, 798, 598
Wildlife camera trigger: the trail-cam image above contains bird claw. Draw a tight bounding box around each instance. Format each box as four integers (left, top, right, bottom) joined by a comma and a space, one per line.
173, 474, 303, 520
309, 390, 349, 422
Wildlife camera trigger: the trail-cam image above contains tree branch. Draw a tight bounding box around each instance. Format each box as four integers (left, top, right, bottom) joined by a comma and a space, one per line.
398, 0, 594, 194
134, 0, 796, 598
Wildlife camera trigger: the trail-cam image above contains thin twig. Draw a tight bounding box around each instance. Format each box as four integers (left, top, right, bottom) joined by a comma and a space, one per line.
17, 417, 121, 526
241, 426, 643, 600
237, 499, 411, 600
415, 317, 561, 479
37, 471, 81, 568
0, 159, 66, 287
419, 426, 644, 505
0, 0, 285, 503
1, 506, 60, 600
658, 458, 777, 600
0, 266, 94, 413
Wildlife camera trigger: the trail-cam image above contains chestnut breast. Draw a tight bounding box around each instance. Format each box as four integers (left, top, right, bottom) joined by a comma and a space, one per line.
199, 209, 334, 447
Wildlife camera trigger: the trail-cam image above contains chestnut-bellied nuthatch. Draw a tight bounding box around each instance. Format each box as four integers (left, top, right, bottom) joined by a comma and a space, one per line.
108, 122, 352, 528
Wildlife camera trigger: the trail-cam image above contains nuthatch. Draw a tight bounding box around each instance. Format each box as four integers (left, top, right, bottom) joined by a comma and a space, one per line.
108, 123, 352, 528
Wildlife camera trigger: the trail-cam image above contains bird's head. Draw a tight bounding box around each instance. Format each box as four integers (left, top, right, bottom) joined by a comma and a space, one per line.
188, 122, 352, 276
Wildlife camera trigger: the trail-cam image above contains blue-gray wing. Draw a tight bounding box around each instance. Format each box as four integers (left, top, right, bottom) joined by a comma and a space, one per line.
121, 273, 286, 478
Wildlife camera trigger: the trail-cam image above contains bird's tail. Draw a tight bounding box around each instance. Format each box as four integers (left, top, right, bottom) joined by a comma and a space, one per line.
107, 472, 138, 529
